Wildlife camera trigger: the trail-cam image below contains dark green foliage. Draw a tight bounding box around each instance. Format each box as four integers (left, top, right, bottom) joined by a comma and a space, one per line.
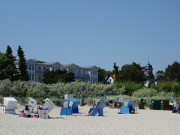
155, 70, 165, 81
0, 46, 18, 81
164, 61, 180, 82
0, 80, 179, 106
35, 60, 45, 63
17, 46, 29, 81
0, 52, 8, 80
0, 52, 6, 74
42, 69, 75, 84
119, 62, 145, 83
114, 81, 143, 95
151, 82, 180, 96
0, 79, 13, 96
113, 62, 120, 81
98, 68, 112, 82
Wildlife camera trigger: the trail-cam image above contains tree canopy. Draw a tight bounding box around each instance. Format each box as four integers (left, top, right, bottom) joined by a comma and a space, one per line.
17, 45, 29, 81
155, 70, 165, 81
112, 62, 120, 81
98, 68, 112, 82
164, 61, 180, 82
118, 62, 145, 83
0, 46, 18, 81
42, 69, 75, 84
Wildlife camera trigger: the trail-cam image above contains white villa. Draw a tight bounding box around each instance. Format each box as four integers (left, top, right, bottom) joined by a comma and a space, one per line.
16, 59, 99, 83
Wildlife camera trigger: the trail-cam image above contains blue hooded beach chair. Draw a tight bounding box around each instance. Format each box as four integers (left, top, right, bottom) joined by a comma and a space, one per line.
60, 98, 79, 115
169, 97, 180, 113
90, 99, 106, 116
120, 99, 133, 114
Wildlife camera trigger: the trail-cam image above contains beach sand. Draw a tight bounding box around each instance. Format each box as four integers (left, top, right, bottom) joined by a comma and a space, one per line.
0, 104, 180, 135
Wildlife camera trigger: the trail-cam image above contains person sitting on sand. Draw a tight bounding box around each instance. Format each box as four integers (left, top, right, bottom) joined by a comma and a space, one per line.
129, 105, 135, 114
18, 109, 28, 118
109, 99, 113, 108
18, 109, 39, 118
72, 110, 93, 117
87, 110, 93, 116
176, 102, 180, 110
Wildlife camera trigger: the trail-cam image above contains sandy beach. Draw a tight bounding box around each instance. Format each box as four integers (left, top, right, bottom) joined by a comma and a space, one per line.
1, 105, 180, 135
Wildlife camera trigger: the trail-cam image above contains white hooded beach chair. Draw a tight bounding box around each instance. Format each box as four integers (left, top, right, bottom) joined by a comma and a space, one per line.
3, 97, 17, 114
43, 98, 56, 113
39, 98, 56, 119
24, 97, 37, 115
116, 97, 123, 108
28, 97, 37, 113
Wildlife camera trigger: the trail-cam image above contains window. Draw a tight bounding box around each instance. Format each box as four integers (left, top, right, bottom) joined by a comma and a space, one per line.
32, 74, 34, 81
29, 65, 31, 70
32, 65, 34, 70
39, 66, 41, 71
29, 74, 31, 80
39, 76, 41, 82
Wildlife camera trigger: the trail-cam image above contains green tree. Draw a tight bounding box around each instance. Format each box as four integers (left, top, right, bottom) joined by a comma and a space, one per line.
119, 62, 145, 83
42, 69, 75, 84
0, 46, 18, 81
17, 45, 29, 81
164, 61, 180, 82
98, 68, 112, 82
0, 52, 6, 80
113, 62, 120, 81
155, 70, 165, 81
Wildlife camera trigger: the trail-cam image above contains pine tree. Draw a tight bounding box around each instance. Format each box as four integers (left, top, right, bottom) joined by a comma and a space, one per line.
17, 46, 29, 81
113, 62, 120, 81
3, 45, 18, 81
0, 52, 6, 80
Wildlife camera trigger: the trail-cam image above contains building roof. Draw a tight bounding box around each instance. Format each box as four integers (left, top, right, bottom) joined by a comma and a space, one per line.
111, 75, 116, 80
21, 59, 99, 70
41, 62, 62, 66
145, 63, 153, 70
62, 63, 79, 68
103, 75, 115, 84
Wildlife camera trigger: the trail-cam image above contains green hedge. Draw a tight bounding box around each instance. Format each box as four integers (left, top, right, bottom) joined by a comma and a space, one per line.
0, 79, 179, 106
0, 79, 125, 100
151, 82, 180, 96
113, 82, 143, 96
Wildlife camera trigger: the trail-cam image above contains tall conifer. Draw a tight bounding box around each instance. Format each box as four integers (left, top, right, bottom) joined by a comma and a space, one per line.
3, 45, 18, 81
17, 46, 29, 81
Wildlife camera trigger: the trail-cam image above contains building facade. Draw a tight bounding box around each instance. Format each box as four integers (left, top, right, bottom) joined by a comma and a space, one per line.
16, 59, 99, 83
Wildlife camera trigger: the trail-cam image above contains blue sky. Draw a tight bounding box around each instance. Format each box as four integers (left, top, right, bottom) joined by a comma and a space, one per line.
0, 0, 180, 73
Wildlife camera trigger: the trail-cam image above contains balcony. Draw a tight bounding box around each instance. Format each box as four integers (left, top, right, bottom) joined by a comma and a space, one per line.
76, 74, 89, 78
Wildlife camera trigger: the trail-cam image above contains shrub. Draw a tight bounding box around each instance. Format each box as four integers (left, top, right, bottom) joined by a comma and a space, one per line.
0, 80, 179, 107
11, 80, 28, 98
132, 88, 158, 97
0, 95, 3, 103
114, 82, 143, 95
50, 97, 62, 106
152, 82, 180, 96
0, 79, 13, 96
